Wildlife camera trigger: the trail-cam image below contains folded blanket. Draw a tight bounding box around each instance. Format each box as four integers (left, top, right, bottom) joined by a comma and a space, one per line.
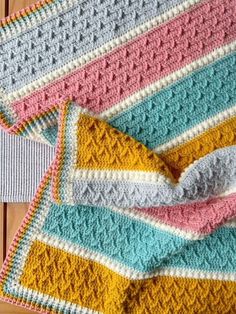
0, 0, 236, 313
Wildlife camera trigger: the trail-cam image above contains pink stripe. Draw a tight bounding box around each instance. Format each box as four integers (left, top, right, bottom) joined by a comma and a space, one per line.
136, 194, 236, 234
13, 0, 236, 120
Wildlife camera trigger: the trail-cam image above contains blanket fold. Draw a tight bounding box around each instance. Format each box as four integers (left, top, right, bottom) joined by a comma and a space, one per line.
1, 0, 236, 313
51, 100, 236, 209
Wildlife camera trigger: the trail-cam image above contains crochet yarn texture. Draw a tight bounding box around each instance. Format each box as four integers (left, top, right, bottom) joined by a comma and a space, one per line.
0, 130, 54, 202
0, 0, 236, 313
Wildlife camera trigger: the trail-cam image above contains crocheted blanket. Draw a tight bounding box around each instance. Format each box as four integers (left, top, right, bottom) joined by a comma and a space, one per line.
1, 0, 236, 313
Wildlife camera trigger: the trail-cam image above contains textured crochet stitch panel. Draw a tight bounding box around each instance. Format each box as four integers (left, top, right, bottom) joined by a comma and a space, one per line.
0, 0, 236, 144
1, 0, 236, 313
0, 0, 190, 92
1, 168, 236, 314
51, 101, 236, 208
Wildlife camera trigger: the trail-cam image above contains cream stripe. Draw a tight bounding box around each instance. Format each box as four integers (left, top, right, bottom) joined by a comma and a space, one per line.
36, 232, 147, 280
35, 232, 187, 280
8, 282, 100, 314
157, 268, 236, 282
220, 184, 236, 198
28, 103, 236, 150
61, 105, 82, 204
225, 218, 236, 228
27, 132, 52, 144
5, 0, 202, 102
154, 104, 236, 154
73, 143, 236, 189
35, 233, 236, 282
109, 207, 202, 240
101, 41, 236, 120
72, 169, 172, 184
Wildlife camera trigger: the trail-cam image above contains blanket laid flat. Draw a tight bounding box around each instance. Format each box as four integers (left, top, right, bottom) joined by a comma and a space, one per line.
0, 0, 236, 313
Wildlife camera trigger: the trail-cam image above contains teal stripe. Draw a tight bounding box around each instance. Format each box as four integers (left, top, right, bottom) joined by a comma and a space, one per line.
164, 227, 236, 273
42, 53, 236, 149
42, 203, 187, 272
41, 125, 58, 145
42, 201, 236, 274
110, 52, 236, 149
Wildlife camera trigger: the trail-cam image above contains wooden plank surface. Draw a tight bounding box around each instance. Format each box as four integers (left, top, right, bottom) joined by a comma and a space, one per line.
0, 203, 31, 313
9, 0, 35, 13
0, 204, 5, 267
0, 2, 35, 313
0, 302, 33, 314
0, 0, 6, 18
6, 204, 28, 252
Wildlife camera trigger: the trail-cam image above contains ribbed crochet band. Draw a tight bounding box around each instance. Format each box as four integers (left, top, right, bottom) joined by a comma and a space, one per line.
0, 130, 54, 202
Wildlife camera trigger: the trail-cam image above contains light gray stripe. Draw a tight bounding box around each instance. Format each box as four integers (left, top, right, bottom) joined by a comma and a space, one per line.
1, 0, 188, 93
72, 146, 236, 208
0, 130, 54, 202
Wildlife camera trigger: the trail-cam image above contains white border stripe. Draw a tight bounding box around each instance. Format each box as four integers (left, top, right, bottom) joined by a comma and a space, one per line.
154, 104, 236, 154
36, 232, 148, 280
36, 233, 236, 282
109, 206, 202, 240
72, 169, 172, 184
54, 104, 82, 204
101, 41, 236, 120
157, 268, 236, 282
220, 182, 236, 199
6, 0, 202, 102
225, 217, 236, 228
8, 282, 99, 314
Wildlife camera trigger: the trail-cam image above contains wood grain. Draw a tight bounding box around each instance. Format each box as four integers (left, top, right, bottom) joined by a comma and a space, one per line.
9, 0, 36, 13
6, 203, 28, 252
1, 201, 30, 314
0, 0, 6, 19
0, 301, 33, 314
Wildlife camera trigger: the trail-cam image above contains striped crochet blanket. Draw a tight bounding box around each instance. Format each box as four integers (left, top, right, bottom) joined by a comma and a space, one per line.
1, 0, 236, 313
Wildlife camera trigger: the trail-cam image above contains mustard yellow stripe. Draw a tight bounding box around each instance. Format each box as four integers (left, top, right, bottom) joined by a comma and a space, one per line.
77, 114, 236, 181
161, 116, 236, 179
77, 114, 175, 181
20, 241, 236, 314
